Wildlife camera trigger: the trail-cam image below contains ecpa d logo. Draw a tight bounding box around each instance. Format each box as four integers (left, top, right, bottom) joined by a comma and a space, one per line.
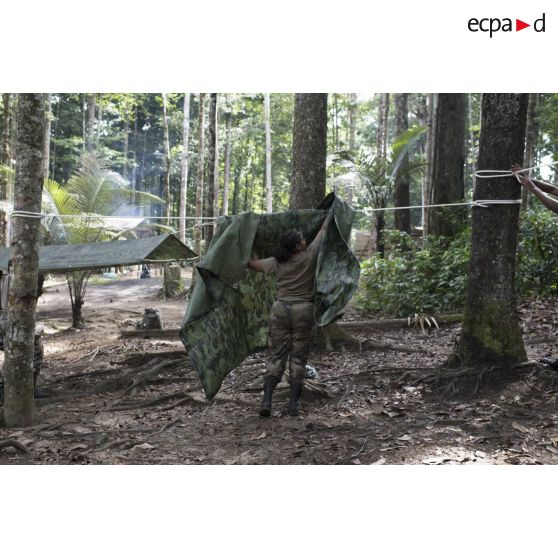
468, 13, 546, 37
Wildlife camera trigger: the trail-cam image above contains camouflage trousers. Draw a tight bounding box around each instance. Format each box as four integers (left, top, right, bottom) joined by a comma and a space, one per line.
0, 312, 44, 383
265, 301, 314, 385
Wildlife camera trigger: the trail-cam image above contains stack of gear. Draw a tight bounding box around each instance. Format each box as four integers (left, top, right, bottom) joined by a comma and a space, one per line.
180, 193, 360, 399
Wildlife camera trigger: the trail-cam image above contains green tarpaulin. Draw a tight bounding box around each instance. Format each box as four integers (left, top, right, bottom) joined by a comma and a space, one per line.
180, 193, 360, 400
0, 235, 196, 273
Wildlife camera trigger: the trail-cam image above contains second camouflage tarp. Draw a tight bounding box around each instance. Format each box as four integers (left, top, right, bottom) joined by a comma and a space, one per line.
180, 193, 360, 399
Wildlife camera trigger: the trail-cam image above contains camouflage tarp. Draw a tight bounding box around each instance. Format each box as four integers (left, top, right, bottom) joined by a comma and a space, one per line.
180, 193, 360, 399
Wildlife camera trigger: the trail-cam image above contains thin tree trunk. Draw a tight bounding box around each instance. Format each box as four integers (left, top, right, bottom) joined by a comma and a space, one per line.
1, 93, 11, 247
222, 101, 232, 215
428, 94, 467, 237
96, 101, 102, 146
179, 94, 191, 243
264, 93, 272, 213
290, 93, 328, 209
3, 93, 45, 427
131, 106, 138, 191
522, 93, 539, 212
194, 93, 206, 255
232, 168, 241, 215
205, 93, 218, 250
42, 94, 52, 180
51, 96, 60, 182
452, 94, 528, 367
122, 115, 129, 180
422, 93, 436, 235
161, 93, 171, 220
393, 93, 410, 233
85, 94, 96, 153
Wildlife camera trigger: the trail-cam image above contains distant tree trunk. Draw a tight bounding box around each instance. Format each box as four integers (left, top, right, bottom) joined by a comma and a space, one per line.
3, 93, 45, 427
345, 93, 358, 204
42, 94, 52, 180
371, 93, 390, 256
264, 93, 272, 213
222, 101, 232, 215
194, 93, 206, 255
179, 93, 191, 243
1, 93, 11, 247
162, 93, 171, 220
131, 106, 138, 191
140, 125, 147, 194
451, 94, 528, 367
122, 115, 129, 180
290, 93, 328, 209
205, 93, 218, 249
96, 101, 102, 146
393, 93, 410, 233
231, 168, 241, 215
522, 93, 539, 212
85, 94, 96, 153
51, 97, 60, 182
428, 94, 467, 237
422, 93, 436, 235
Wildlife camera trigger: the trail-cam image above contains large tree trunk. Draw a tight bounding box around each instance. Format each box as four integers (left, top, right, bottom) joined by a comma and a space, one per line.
194, 93, 206, 255
428, 94, 467, 237
451, 94, 528, 367
422, 93, 436, 235
522, 93, 539, 212
161, 93, 171, 220
222, 100, 232, 215
371, 93, 390, 256
290, 93, 328, 209
205, 93, 218, 250
42, 94, 52, 180
85, 94, 96, 153
179, 93, 191, 243
3, 93, 45, 427
1, 93, 11, 247
393, 93, 410, 233
264, 93, 272, 213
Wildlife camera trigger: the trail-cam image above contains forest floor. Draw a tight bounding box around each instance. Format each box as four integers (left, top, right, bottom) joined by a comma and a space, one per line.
1, 273, 558, 465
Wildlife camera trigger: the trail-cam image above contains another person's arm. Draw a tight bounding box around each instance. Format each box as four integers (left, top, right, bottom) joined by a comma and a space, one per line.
247, 258, 267, 273
512, 164, 558, 196
516, 172, 558, 213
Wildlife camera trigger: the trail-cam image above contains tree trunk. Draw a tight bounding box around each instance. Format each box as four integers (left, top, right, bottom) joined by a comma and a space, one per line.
222, 101, 232, 215
346, 93, 358, 204
451, 94, 528, 367
522, 93, 539, 212
3, 93, 45, 427
161, 93, 171, 220
131, 106, 138, 191
290, 94, 328, 209
422, 93, 436, 235
393, 93, 410, 233
179, 93, 191, 244
85, 94, 96, 153
232, 168, 241, 215
122, 114, 129, 181
428, 94, 467, 237
371, 93, 390, 256
1, 93, 11, 247
194, 93, 206, 255
264, 93, 272, 213
42, 94, 52, 180
205, 93, 218, 250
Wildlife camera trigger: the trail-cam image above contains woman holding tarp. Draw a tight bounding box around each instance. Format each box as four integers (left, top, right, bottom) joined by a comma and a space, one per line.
248, 216, 329, 417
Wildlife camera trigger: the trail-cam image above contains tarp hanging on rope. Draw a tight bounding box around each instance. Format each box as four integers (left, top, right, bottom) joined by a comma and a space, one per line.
180, 193, 360, 400
0, 234, 196, 273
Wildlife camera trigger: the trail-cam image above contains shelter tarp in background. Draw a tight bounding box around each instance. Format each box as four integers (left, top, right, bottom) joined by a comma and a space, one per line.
180, 193, 360, 400
0, 235, 196, 273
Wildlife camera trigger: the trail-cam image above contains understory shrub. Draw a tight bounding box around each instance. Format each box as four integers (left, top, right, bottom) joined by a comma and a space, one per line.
356, 209, 558, 317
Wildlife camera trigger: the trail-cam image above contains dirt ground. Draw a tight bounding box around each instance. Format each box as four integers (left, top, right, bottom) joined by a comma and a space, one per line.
1, 273, 558, 465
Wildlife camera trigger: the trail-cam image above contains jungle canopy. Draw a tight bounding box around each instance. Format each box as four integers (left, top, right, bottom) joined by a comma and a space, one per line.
0, 234, 196, 273
180, 193, 360, 400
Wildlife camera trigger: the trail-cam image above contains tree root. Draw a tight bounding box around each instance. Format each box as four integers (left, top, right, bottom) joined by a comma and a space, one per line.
0, 438, 30, 454
108, 389, 199, 412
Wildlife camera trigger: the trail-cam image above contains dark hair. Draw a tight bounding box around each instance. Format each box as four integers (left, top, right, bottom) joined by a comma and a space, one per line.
273, 230, 303, 263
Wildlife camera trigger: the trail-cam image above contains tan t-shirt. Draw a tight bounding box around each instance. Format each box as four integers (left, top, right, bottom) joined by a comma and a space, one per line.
259, 234, 322, 302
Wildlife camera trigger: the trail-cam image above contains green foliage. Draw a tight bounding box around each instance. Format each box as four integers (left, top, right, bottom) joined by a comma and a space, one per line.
517, 209, 558, 295
356, 230, 470, 316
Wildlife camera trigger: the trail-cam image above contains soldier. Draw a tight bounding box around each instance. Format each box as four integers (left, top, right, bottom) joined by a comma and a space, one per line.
248, 216, 329, 417
0, 259, 45, 401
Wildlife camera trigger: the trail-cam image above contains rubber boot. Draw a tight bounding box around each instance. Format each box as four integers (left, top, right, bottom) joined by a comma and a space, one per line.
259, 377, 279, 417
288, 382, 303, 417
